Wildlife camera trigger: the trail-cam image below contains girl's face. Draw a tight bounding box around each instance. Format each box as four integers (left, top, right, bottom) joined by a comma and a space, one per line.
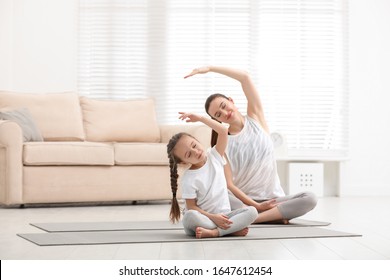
207, 96, 237, 124
174, 135, 206, 168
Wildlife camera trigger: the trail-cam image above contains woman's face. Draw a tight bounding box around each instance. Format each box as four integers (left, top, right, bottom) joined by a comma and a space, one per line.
207, 96, 237, 124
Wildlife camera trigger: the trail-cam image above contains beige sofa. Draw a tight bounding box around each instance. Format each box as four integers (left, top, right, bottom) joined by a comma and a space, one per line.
0, 91, 210, 206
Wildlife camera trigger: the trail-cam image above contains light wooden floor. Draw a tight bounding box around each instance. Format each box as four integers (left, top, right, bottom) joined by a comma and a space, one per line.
0, 196, 389, 260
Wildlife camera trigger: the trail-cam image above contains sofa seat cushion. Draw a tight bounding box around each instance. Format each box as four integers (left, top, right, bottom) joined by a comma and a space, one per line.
114, 143, 168, 166
23, 142, 114, 166
0, 91, 85, 141
80, 97, 161, 143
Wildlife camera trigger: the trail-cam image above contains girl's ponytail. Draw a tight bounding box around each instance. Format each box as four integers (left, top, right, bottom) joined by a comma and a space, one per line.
168, 156, 181, 223
167, 132, 186, 223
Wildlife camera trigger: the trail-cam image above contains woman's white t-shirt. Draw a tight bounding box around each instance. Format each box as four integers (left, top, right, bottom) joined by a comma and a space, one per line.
181, 147, 231, 214
226, 116, 285, 200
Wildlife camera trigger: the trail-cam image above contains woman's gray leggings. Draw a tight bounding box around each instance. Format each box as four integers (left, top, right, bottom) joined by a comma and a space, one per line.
229, 191, 318, 220
273, 191, 318, 220
182, 206, 258, 237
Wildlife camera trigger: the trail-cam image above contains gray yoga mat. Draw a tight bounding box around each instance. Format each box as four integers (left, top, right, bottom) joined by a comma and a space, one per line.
18, 227, 360, 246
31, 219, 330, 233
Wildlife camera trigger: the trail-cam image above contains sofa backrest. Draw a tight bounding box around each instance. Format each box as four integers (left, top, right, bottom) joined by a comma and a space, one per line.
79, 96, 161, 143
0, 91, 85, 141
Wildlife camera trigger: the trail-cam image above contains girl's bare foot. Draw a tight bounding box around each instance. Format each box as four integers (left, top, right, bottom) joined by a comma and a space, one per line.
229, 227, 249, 236
195, 227, 219, 239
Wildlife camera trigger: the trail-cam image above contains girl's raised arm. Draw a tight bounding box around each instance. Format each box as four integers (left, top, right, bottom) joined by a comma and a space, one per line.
179, 112, 228, 156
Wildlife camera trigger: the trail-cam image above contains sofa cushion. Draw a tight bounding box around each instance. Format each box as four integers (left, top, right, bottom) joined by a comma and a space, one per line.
80, 97, 160, 142
0, 91, 85, 141
0, 107, 44, 142
23, 142, 114, 166
114, 143, 168, 165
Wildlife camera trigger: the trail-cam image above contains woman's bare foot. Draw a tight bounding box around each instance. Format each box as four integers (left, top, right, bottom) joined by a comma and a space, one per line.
195, 227, 219, 239
229, 227, 249, 236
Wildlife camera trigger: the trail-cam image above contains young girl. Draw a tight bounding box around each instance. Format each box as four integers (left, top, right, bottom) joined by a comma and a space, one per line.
167, 112, 259, 238
184, 66, 317, 224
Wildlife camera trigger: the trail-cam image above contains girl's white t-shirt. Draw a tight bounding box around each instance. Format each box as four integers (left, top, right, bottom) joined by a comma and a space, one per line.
226, 116, 285, 200
181, 147, 231, 214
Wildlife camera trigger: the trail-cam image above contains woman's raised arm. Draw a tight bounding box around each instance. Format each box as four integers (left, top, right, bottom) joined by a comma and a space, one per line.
184, 66, 269, 132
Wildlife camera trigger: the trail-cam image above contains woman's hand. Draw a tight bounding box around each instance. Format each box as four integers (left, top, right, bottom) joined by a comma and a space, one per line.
209, 213, 232, 230
255, 199, 279, 212
178, 112, 202, 123
184, 66, 211, 79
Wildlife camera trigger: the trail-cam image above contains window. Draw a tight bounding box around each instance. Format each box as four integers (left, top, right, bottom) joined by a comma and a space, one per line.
78, 0, 148, 99
78, 0, 348, 157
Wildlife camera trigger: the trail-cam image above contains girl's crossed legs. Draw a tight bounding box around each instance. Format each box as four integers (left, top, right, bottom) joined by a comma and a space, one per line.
182, 206, 258, 238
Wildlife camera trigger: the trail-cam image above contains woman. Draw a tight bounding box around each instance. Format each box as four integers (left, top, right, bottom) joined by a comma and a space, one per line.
184, 66, 317, 223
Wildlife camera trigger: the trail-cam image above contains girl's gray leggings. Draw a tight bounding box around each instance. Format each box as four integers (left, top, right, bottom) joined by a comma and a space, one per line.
182, 206, 258, 237
229, 191, 317, 220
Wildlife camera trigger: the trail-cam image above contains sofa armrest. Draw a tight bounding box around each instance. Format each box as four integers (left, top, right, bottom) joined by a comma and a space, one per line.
159, 124, 212, 149
0, 120, 23, 205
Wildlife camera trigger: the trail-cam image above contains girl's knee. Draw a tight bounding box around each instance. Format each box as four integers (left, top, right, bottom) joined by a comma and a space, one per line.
185, 209, 199, 216
182, 210, 201, 233
247, 206, 258, 222
182, 210, 199, 225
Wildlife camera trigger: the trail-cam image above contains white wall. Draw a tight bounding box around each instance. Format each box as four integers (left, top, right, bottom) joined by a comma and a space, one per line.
342, 0, 390, 196
0, 0, 14, 89
1, 0, 389, 196
0, 0, 78, 92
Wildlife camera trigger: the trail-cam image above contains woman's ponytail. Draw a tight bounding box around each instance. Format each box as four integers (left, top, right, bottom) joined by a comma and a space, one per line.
210, 129, 218, 147
205, 93, 229, 147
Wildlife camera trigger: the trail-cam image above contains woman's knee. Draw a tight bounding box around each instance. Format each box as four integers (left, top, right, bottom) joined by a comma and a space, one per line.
303, 192, 318, 210
294, 191, 318, 210
278, 192, 318, 219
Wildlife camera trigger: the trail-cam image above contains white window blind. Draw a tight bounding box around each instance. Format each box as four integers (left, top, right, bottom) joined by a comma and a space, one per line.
78, 0, 148, 99
78, 0, 349, 157
252, 0, 349, 157
161, 0, 253, 123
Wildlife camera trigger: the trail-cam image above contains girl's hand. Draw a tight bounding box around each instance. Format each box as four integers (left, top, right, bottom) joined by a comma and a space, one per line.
210, 213, 233, 230
184, 66, 211, 79
178, 112, 202, 123
255, 199, 279, 212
